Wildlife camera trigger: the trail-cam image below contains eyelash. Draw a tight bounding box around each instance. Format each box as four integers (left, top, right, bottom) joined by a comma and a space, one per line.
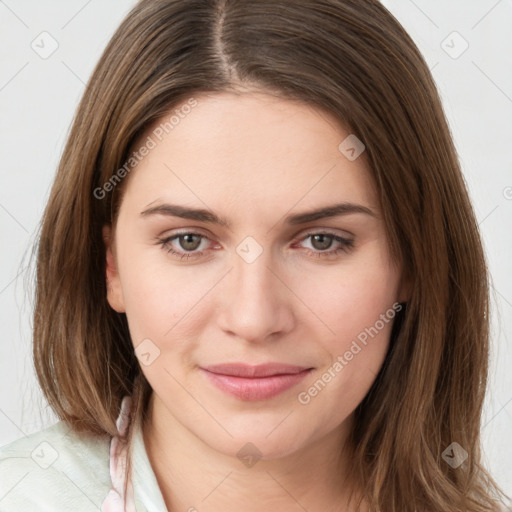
157, 231, 355, 261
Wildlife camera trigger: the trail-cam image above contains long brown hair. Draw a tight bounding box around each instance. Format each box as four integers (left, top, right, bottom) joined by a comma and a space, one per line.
32, 0, 509, 510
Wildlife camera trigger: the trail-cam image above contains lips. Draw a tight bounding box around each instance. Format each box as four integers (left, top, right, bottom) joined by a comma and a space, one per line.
202, 362, 310, 377
200, 363, 313, 400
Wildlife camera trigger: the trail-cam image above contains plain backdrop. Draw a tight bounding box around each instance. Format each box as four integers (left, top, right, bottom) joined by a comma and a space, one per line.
1, 0, 511, 498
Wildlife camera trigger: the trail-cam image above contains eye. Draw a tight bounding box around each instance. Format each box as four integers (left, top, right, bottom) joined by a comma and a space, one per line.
158, 232, 212, 260
296, 232, 354, 258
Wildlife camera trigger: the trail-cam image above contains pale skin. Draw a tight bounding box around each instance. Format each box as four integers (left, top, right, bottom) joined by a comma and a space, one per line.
103, 89, 410, 512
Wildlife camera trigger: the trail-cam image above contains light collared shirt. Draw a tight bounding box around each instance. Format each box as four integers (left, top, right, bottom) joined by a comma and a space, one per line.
0, 397, 168, 511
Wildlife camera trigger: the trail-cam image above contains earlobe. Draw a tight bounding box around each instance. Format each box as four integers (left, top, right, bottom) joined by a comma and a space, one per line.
102, 224, 126, 313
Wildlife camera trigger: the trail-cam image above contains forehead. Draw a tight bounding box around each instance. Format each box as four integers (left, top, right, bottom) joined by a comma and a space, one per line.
120, 91, 378, 219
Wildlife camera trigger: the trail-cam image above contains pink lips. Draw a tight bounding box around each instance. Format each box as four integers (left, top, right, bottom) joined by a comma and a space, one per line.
200, 363, 313, 401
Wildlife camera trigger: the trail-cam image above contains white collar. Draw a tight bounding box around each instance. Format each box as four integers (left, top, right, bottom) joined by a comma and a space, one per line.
101, 396, 168, 512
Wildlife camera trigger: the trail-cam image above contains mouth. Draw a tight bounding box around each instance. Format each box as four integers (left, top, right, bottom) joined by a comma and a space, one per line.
200, 363, 314, 401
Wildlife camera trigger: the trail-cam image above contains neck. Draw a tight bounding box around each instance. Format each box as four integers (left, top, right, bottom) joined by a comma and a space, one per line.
142, 393, 368, 512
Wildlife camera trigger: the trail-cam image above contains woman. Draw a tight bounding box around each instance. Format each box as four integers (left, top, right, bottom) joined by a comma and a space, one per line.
0, 0, 509, 511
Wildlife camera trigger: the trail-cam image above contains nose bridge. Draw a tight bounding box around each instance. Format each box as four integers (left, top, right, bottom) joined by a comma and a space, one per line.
217, 236, 293, 341
234, 242, 275, 301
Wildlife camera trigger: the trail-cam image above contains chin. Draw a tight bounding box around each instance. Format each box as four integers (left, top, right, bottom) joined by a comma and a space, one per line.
196, 423, 312, 462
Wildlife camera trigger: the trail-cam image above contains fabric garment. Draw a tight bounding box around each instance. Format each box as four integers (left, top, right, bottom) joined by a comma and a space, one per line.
0, 396, 168, 512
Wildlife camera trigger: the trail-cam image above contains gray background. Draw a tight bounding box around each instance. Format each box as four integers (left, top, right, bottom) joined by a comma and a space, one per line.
1, 0, 511, 497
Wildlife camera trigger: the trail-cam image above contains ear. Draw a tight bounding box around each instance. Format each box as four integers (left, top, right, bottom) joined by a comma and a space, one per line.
102, 224, 126, 313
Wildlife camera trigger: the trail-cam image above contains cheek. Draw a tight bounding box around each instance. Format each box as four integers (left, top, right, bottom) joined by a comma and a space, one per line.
295, 250, 399, 400
123, 276, 201, 347
295, 298, 397, 431
115, 239, 220, 355
299, 249, 399, 347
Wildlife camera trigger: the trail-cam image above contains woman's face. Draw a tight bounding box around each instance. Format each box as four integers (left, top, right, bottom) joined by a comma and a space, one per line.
104, 90, 408, 460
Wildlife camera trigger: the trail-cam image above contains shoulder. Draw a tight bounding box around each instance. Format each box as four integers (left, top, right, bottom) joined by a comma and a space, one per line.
0, 420, 112, 512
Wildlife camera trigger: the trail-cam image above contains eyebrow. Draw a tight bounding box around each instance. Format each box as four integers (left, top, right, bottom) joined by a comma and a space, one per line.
139, 201, 376, 228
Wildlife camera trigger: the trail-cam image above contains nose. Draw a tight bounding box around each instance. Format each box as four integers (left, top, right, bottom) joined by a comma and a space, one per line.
216, 243, 295, 344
